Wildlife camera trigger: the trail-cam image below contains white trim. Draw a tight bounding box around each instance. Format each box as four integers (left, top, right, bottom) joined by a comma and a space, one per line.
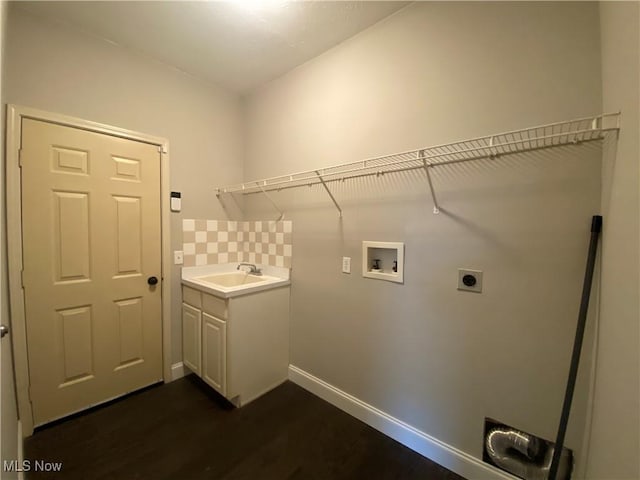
9, 105, 169, 148
6, 105, 172, 435
288, 365, 518, 480
160, 134, 172, 384
171, 362, 186, 381
7, 106, 31, 436
17, 421, 23, 480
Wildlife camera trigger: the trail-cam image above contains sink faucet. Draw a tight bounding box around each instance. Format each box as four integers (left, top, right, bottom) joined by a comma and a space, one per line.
237, 263, 262, 276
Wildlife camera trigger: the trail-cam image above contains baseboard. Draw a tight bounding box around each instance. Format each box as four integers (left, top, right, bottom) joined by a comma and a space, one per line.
171, 362, 186, 381
288, 365, 516, 480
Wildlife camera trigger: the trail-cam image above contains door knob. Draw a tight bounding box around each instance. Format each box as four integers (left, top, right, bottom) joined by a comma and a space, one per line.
147, 276, 159, 286
0, 325, 9, 338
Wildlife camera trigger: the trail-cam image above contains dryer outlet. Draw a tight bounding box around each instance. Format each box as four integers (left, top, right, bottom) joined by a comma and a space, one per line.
458, 269, 483, 293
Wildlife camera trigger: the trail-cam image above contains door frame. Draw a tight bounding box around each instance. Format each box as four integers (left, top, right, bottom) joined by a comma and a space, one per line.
6, 105, 173, 436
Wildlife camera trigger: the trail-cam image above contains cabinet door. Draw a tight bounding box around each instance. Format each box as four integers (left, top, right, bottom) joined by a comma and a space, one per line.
202, 313, 226, 396
182, 303, 201, 376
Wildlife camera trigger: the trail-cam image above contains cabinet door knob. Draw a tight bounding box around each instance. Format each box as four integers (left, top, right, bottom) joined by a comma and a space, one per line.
147, 276, 159, 286
0, 325, 9, 338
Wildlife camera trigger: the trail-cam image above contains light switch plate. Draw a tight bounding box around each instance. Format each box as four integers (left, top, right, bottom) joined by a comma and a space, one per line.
342, 257, 351, 274
174, 250, 184, 265
458, 269, 482, 293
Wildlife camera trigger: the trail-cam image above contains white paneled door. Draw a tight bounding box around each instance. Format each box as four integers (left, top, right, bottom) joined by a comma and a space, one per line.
21, 119, 163, 426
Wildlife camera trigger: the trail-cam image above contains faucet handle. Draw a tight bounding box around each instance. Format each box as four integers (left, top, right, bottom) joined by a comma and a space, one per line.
237, 263, 262, 275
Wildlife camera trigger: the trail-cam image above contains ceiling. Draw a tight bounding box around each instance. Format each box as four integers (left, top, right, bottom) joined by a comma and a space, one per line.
15, 1, 409, 93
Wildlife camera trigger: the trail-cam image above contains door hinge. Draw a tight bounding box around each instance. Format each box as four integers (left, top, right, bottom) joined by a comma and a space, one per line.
18, 149, 23, 168
158, 144, 168, 154
20, 269, 25, 289
27, 385, 32, 402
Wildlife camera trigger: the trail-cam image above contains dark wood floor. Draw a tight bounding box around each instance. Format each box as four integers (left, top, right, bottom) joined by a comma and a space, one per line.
26, 376, 464, 480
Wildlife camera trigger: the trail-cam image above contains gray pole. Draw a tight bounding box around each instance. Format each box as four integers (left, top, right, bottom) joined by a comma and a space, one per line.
548, 215, 602, 480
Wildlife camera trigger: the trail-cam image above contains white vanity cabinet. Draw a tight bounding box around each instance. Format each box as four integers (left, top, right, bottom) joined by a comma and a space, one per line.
181, 283, 289, 406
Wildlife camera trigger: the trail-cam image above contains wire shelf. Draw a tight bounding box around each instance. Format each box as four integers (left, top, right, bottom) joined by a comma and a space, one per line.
215, 112, 620, 215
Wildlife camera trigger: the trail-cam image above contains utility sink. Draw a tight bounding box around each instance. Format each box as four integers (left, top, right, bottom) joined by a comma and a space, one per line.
182, 264, 290, 298
195, 272, 266, 288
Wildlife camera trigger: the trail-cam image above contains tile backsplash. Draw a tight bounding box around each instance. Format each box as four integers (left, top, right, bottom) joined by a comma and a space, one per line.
183, 219, 292, 268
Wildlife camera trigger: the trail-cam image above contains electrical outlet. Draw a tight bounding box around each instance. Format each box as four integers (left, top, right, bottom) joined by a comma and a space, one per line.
342, 257, 351, 274
174, 250, 184, 265
458, 269, 482, 293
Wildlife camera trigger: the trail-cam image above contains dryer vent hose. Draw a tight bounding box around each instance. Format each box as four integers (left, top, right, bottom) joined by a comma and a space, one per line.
485, 427, 571, 480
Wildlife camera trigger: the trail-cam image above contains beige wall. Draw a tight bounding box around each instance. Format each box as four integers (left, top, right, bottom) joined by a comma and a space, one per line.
1, 0, 20, 473
4, 7, 244, 364
586, 3, 640, 479
244, 1, 604, 470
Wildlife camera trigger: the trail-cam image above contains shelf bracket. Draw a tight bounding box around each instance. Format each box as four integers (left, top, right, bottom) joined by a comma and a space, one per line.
256, 182, 284, 221
488, 136, 499, 158
216, 189, 245, 220
216, 188, 230, 217
420, 151, 440, 214
315, 170, 343, 217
